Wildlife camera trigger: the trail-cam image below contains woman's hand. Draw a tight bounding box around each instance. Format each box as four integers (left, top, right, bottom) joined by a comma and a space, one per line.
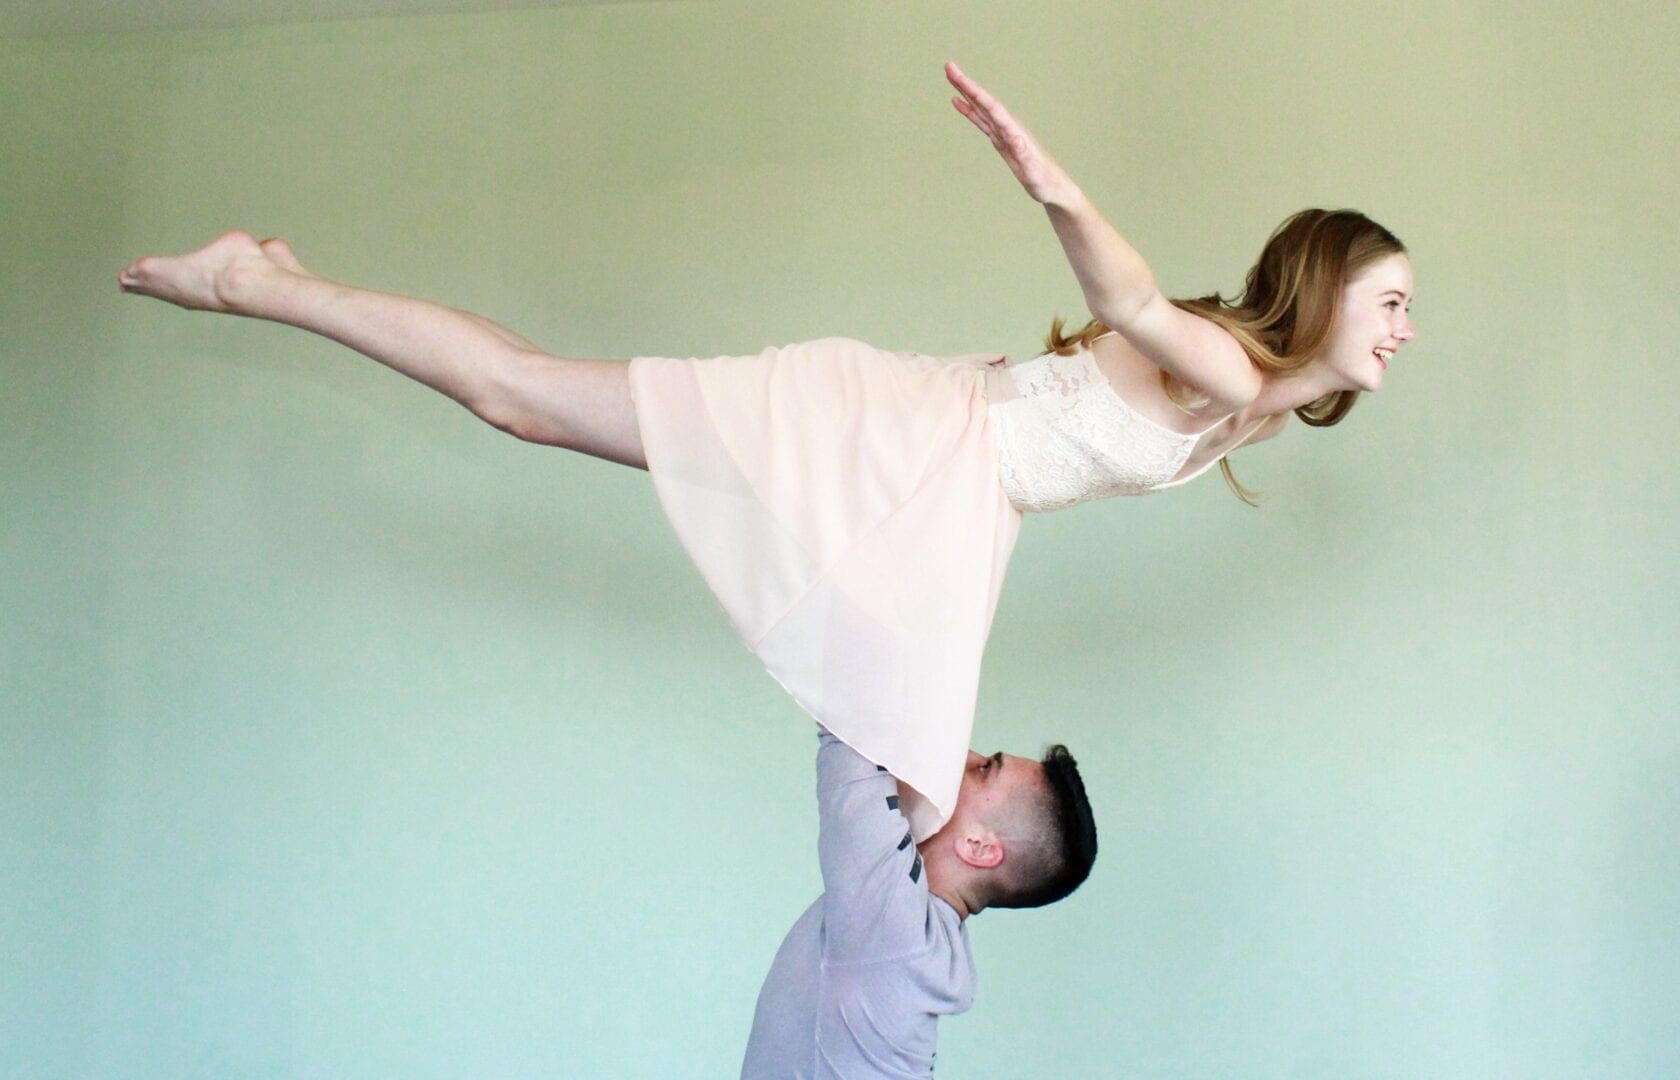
946, 61, 1079, 207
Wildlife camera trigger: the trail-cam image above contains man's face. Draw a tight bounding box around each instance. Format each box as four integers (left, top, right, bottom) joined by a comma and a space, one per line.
953, 749, 1044, 822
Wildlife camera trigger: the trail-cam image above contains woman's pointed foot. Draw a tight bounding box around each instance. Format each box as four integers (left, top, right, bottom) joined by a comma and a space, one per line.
117, 230, 280, 313
258, 236, 314, 277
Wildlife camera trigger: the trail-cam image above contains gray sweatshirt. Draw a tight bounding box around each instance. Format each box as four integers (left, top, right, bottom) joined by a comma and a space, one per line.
741, 729, 976, 1078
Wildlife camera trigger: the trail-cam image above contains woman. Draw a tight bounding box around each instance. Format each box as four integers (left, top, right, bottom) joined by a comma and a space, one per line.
118, 63, 1415, 838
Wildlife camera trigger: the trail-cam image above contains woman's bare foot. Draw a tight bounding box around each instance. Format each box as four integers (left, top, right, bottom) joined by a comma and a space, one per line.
117, 230, 289, 314
258, 237, 316, 278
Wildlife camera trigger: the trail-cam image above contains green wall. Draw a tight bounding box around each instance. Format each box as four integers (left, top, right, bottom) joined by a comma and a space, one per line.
5, 2, 1677, 1076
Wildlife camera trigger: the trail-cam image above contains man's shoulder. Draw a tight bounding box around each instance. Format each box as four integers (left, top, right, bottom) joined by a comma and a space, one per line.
822, 893, 974, 1002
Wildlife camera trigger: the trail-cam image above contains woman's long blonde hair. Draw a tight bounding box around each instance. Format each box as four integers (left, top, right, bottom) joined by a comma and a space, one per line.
1048, 208, 1406, 504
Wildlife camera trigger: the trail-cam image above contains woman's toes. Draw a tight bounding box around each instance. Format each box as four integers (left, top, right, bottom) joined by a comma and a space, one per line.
118, 257, 149, 287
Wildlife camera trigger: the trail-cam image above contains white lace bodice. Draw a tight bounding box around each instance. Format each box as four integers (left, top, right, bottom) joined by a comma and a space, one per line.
988, 347, 1202, 513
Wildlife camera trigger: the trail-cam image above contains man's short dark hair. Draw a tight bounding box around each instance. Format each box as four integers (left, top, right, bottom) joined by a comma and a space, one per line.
991, 744, 1098, 910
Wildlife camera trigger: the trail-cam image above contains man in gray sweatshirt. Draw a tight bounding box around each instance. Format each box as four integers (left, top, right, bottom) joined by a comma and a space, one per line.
742, 729, 1098, 1078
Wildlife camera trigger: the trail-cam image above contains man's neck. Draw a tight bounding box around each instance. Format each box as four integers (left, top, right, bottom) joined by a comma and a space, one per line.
924, 863, 978, 920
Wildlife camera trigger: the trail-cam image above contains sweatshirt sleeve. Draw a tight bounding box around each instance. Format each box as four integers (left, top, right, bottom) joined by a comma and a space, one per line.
813, 728, 935, 963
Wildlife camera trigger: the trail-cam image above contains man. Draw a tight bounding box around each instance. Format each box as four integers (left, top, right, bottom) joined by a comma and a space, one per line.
742, 729, 1098, 1078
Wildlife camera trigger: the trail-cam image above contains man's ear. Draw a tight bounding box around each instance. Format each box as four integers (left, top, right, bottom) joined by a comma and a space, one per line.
956, 829, 1003, 871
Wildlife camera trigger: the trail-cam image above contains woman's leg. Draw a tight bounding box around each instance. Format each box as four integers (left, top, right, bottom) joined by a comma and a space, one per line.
118, 232, 645, 468
258, 238, 545, 352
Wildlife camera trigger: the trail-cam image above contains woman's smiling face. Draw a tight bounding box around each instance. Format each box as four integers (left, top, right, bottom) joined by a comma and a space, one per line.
1320, 252, 1417, 392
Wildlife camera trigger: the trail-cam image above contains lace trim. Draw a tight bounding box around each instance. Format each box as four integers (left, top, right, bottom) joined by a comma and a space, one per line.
991, 350, 1198, 513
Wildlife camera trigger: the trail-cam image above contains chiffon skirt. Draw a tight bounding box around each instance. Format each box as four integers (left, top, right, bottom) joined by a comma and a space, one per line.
629, 338, 1022, 839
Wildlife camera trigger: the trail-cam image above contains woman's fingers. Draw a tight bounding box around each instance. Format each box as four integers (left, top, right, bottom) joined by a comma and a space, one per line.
951, 95, 997, 139
945, 61, 992, 108
946, 64, 996, 123
946, 62, 1021, 133
946, 64, 991, 122
946, 59, 1069, 202
947, 62, 1033, 152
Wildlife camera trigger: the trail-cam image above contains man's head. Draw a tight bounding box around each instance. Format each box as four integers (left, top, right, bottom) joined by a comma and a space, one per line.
920, 745, 1098, 915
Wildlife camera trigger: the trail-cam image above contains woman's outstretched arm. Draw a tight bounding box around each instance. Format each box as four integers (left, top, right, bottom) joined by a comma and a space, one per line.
946, 62, 1260, 412
118, 232, 645, 467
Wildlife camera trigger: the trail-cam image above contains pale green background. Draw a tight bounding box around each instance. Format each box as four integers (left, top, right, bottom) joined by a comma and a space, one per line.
4, 2, 1677, 1077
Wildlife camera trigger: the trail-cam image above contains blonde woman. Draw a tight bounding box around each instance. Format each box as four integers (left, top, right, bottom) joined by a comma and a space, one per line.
118, 63, 1415, 839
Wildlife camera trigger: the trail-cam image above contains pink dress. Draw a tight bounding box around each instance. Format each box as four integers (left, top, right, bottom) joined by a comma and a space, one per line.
629, 336, 1245, 838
